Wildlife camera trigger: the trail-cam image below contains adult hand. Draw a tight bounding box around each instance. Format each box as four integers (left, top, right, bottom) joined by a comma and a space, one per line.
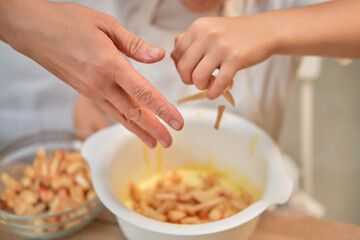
0, 0, 183, 148
171, 16, 278, 99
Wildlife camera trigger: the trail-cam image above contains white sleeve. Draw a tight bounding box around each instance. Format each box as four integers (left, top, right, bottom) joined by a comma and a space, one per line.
281, 0, 329, 8
242, 0, 329, 15
50, 0, 145, 28
113, 0, 145, 27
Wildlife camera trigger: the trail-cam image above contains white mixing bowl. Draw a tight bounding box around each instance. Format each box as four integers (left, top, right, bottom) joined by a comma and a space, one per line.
81, 107, 293, 240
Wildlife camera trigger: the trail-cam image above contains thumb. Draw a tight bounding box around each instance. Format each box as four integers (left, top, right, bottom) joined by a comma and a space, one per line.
109, 23, 165, 63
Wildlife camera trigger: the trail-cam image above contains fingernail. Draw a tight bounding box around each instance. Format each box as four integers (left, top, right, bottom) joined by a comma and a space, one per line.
147, 47, 162, 58
169, 120, 181, 131
145, 140, 156, 149
158, 138, 169, 148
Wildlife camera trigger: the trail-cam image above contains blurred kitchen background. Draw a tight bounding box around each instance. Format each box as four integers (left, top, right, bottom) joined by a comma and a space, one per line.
281, 58, 360, 224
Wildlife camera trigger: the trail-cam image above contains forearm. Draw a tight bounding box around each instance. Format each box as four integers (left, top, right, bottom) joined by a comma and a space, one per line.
271, 0, 360, 58
0, 0, 50, 49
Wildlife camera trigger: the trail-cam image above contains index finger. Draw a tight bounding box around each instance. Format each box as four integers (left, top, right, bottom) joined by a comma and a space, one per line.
115, 60, 184, 131
171, 32, 193, 63
174, 33, 184, 48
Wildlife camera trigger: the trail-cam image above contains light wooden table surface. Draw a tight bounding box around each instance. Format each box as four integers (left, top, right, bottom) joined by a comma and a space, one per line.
1, 207, 359, 240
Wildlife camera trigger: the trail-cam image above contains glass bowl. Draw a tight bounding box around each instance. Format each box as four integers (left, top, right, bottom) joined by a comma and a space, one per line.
0, 131, 102, 239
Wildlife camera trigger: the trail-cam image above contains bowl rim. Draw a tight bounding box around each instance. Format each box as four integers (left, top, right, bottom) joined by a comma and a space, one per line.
83, 107, 293, 236
0, 130, 100, 221
0, 130, 86, 159
0, 196, 100, 221
0, 199, 101, 228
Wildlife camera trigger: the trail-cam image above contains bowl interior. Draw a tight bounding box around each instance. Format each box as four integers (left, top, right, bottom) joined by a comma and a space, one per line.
82, 108, 293, 235
109, 117, 268, 203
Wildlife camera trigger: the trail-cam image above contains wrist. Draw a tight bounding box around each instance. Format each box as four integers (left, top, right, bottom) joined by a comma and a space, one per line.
265, 7, 310, 57
233, 11, 286, 57
260, 10, 288, 57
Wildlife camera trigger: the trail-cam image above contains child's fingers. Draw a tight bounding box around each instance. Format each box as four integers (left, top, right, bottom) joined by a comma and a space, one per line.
207, 64, 237, 100
171, 32, 193, 63
174, 33, 184, 48
175, 42, 205, 85
192, 53, 220, 90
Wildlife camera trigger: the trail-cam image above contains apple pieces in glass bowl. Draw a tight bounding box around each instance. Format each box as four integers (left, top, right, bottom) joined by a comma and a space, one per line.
0, 137, 101, 239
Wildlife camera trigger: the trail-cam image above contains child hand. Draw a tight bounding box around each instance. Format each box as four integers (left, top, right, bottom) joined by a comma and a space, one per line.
171, 15, 278, 99
74, 96, 110, 139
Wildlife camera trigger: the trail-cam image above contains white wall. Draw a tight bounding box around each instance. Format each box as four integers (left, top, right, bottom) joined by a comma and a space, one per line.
281, 58, 360, 224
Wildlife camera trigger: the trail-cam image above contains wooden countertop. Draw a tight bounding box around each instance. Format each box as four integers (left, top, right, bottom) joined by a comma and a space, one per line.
1, 208, 359, 240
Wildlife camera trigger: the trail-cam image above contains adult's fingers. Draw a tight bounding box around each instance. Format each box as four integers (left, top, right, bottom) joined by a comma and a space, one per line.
115, 60, 184, 133
105, 84, 173, 147
100, 17, 165, 64
174, 42, 205, 85
207, 63, 237, 100
96, 99, 158, 149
